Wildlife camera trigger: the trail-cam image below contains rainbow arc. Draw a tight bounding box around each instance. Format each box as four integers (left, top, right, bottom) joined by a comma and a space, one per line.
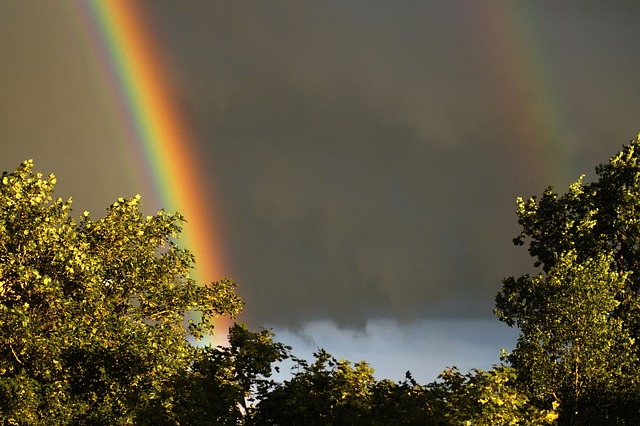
77, 0, 233, 344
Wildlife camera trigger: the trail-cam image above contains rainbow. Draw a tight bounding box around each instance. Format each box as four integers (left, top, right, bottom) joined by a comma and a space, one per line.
473, 1, 572, 188
72, 1, 233, 345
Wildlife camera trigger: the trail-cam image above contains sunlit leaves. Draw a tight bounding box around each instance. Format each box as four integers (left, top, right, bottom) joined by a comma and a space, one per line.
0, 160, 242, 423
433, 366, 558, 425
498, 136, 640, 423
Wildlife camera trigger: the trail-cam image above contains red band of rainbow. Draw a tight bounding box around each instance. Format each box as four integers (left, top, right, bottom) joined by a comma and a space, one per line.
74, 0, 234, 345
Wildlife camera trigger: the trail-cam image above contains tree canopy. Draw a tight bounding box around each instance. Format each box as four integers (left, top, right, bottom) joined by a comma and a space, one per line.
0, 160, 244, 423
496, 136, 640, 423
6, 136, 640, 424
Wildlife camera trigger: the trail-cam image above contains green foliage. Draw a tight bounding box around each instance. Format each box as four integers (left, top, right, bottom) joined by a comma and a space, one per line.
432, 366, 558, 425
166, 324, 290, 425
169, 324, 290, 425
368, 374, 446, 425
254, 350, 558, 425
497, 251, 635, 421
254, 349, 377, 425
0, 160, 242, 423
15, 137, 640, 425
497, 137, 640, 423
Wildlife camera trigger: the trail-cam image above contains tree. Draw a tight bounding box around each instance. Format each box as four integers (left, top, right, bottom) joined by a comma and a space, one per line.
0, 160, 242, 423
432, 366, 558, 425
170, 323, 290, 425
253, 352, 557, 425
253, 349, 376, 425
496, 137, 640, 423
369, 374, 446, 425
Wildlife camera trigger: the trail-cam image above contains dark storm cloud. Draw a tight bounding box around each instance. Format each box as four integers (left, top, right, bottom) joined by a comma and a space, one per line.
138, 0, 640, 329
3, 1, 640, 331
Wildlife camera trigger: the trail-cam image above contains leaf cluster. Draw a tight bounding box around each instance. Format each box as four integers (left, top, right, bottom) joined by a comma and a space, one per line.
252, 352, 556, 425
0, 160, 243, 423
496, 137, 640, 423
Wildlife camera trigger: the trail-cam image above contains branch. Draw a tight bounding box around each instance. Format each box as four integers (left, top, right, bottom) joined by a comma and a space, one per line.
10, 344, 23, 365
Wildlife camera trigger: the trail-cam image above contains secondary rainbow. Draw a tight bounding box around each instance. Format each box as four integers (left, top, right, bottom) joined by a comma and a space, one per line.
473, 0, 572, 188
75, 0, 233, 344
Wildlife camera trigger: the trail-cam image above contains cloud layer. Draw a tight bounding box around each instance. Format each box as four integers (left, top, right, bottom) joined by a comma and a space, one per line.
2, 1, 640, 331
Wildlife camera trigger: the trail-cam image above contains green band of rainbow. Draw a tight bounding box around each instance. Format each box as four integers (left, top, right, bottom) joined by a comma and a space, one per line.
75, 0, 233, 343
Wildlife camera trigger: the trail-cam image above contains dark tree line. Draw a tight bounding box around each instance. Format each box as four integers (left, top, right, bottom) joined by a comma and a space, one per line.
2, 136, 640, 424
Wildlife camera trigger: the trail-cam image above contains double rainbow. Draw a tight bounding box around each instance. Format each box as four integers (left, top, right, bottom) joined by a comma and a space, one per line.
71, 1, 574, 346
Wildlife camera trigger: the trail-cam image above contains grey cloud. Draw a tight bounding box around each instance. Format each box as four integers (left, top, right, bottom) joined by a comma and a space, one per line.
142, 1, 640, 329
2, 1, 640, 332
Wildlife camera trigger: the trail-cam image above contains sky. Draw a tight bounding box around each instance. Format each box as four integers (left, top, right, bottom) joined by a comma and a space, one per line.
2, 0, 640, 382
